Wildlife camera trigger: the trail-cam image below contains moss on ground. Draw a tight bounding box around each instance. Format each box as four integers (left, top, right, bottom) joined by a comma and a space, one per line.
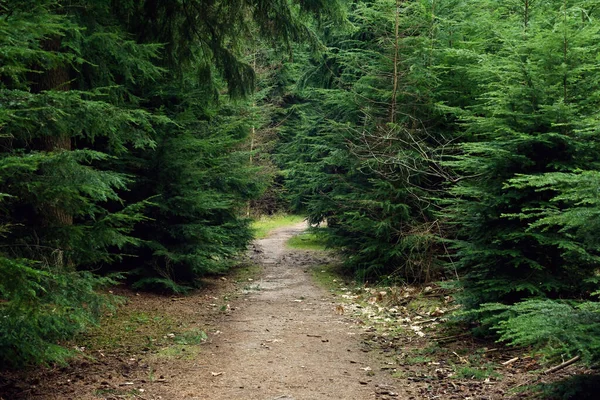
233, 263, 263, 283
74, 305, 208, 359
76, 310, 178, 354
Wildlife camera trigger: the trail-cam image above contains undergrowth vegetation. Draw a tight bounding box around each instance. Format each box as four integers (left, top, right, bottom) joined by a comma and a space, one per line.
0, 259, 119, 367
311, 263, 593, 398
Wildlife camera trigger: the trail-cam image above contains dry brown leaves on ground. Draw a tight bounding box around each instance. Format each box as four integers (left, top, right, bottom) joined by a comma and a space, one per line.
329, 282, 594, 400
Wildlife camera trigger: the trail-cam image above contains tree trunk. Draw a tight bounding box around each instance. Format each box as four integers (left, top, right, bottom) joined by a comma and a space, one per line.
33, 36, 73, 227
390, 0, 400, 124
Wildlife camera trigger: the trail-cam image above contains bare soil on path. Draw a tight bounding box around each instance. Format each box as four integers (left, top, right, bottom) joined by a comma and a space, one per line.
167, 221, 398, 400
1, 221, 398, 400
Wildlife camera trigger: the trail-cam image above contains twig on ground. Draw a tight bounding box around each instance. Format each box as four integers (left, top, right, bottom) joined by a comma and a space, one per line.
501, 357, 519, 366
544, 355, 580, 375
452, 351, 468, 364
434, 332, 470, 343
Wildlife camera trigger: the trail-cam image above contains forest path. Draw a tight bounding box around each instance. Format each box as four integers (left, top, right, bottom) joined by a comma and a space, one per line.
1, 221, 399, 400
157, 221, 396, 400
3, 221, 583, 400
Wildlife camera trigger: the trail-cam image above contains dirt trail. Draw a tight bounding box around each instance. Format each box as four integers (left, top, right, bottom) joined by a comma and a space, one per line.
1, 221, 398, 400
3, 221, 590, 400
154, 221, 396, 400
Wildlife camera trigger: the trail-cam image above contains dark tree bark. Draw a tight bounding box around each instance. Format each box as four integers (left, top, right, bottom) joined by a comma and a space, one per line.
32, 36, 73, 227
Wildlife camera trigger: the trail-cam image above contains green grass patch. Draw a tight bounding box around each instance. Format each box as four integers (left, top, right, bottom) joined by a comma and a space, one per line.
391, 370, 408, 379
406, 296, 446, 315
251, 214, 305, 239
173, 328, 207, 345
76, 310, 179, 353
311, 264, 350, 292
286, 232, 327, 250
242, 283, 262, 292
154, 344, 203, 360
233, 263, 263, 283
75, 308, 208, 358
454, 364, 501, 380
404, 355, 433, 365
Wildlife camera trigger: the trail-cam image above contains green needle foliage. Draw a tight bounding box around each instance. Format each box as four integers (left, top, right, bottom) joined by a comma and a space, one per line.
129, 97, 265, 292
445, 0, 600, 307
110, 1, 341, 292
475, 300, 600, 365
278, 0, 449, 282
3, 0, 600, 380
0, 0, 340, 366
0, 0, 162, 367
440, 0, 600, 366
274, 0, 600, 371
0, 257, 120, 368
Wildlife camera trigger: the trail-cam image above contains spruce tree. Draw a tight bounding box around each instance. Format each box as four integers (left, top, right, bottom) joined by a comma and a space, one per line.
278, 0, 449, 281
446, 0, 600, 308
0, 0, 162, 366
0, 0, 341, 364
109, 0, 342, 291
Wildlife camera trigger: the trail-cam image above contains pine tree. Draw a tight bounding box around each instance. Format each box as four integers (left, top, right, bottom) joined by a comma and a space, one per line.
108, 0, 342, 291
0, 0, 163, 366
0, 0, 342, 365
127, 90, 266, 291
445, 0, 600, 308
278, 0, 449, 281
